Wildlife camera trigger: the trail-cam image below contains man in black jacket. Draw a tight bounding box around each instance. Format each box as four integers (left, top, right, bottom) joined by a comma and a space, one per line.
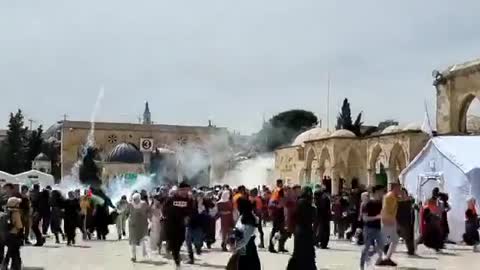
397, 189, 415, 255
164, 182, 195, 268
30, 184, 45, 246
314, 185, 331, 249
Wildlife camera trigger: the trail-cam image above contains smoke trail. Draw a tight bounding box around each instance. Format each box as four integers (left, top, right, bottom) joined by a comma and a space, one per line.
70, 87, 105, 179
86, 87, 105, 148
219, 154, 274, 188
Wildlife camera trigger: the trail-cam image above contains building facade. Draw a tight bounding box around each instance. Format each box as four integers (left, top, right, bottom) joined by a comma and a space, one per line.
274, 127, 429, 193
274, 58, 480, 193
45, 103, 230, 184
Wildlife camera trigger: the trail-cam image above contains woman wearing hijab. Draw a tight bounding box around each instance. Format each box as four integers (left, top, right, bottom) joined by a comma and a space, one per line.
150, 195, 165, 253
217, 190, 234, 251
464, 197, 480, 252
2, 197, 23, 270
126, 193, 150, 262
287, 186, 317, 270
227, 197, 261, 270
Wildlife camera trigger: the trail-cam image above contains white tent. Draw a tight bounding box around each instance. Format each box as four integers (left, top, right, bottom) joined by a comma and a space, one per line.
400, 136, 480, 242
0, 171, 16, 184
14, 169, 55, 188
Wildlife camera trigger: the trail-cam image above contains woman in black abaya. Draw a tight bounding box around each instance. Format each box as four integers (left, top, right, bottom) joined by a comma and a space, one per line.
287, 186, 317, 270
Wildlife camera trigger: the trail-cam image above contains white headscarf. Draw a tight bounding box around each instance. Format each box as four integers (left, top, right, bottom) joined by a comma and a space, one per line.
219, 190, 231, 203
131, 193, 142, 209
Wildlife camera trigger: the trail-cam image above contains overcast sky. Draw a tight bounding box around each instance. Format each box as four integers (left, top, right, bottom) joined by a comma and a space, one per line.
1, 1, 480, 134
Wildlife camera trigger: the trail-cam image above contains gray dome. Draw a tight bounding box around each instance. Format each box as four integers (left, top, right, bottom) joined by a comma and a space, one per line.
34, 153, 50, 162
106, 143, 144, 163
44, 121, 63, 139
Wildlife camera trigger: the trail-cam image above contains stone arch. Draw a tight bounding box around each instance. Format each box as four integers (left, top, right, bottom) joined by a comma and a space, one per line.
458, 94, 477, 133
305, 147, 317, 185
369, 144, 388, 187
318, 147, 332, 179
388, 143, 407, 183
345, 147, 364, 187
333, 159, 347, 194
435, 61, 480, 134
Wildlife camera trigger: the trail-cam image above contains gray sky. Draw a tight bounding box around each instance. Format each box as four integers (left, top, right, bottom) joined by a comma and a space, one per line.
1, 0, 480, 134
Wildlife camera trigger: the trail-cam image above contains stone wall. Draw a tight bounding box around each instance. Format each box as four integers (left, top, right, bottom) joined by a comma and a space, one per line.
60, 121, 229, 180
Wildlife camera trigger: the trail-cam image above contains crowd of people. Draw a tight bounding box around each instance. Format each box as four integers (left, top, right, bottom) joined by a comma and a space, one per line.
0, 178, 478, 270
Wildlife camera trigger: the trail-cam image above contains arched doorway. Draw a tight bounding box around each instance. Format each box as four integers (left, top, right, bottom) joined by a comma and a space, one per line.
346, 147, 363, 187
389, 143, 407, 182
370, 144, 388, 187
318, 147, 332, 192
305, 148, 317, 185
334, 160, 347, 194
461, 95, 480, 134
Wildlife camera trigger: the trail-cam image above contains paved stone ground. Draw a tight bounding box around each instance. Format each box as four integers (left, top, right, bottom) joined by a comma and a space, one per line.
20, 225, 479, 270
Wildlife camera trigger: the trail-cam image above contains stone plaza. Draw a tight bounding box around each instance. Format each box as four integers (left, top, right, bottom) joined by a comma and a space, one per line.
21, 226, 479, 270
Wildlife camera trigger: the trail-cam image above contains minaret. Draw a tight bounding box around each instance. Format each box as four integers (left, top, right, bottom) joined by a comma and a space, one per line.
143, 101, 152, 125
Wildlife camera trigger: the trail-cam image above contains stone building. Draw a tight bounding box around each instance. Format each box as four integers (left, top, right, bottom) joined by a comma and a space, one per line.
274, 126, 429, 193
45, 102, 230, 184
274, 58, 480, 193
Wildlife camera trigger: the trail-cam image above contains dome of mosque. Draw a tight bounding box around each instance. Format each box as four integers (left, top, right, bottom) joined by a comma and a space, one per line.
105, 143, 144, 163
43, 121, 63, 139
330, 129, 356, 138
402, 122, 422, 131
34, 153, 50, 162
381, 125, 403, 134
291, 127, 331, 146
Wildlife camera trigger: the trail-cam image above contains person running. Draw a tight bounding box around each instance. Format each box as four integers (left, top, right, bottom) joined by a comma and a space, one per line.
226, 197, 261, 270
380, 183, 401, 267
287, 186, 316, 270
127, 193, 150, 262
116, 195, 129, 241
63, 191, 80, 246
360, 186, 384, 270
164, 182, 194, 269
217, 190, 234, 252
2, 197, 23, 270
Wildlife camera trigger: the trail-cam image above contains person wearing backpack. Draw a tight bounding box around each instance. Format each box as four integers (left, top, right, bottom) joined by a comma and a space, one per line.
2, 197, 23, 270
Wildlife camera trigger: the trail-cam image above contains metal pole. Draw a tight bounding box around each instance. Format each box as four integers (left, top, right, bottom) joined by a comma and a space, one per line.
327, 71, 331, 131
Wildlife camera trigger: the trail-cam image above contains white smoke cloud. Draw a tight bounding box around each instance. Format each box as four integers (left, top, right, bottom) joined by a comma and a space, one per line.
219, 154, 274, 188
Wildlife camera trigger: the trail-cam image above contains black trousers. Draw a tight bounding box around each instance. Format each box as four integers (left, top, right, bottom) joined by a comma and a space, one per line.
315, 221, 330, 248
257, 216, 265, 246
269, 220, 287, 250
31, 212, 43, 243
3, 234, 22, 270
398, 223, 415, 255
41, 212, 51, 235
64, 220, 77, 244
167, 230, 185, 266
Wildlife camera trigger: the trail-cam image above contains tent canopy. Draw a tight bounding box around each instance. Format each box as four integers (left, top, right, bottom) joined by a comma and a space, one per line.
0, 171, 15, 183
14, 169, 55, 187
400, 135, 480, 242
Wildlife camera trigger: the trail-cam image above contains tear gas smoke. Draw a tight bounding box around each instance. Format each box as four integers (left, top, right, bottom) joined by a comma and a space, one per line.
219, 154, 274, 188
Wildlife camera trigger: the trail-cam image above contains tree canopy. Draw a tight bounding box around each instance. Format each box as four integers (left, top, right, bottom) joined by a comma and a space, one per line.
255, 109, 318, 151
336, 98, 364, 136
378, 119, 399, 131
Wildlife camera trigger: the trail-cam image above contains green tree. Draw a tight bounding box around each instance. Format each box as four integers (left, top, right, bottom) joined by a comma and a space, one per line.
255, 109, 318, 151
26, 125, 44, 170
336, 98, 365, 136
378, 119, 399, 131
336, 98, 353, 130
4, 110, 28, 174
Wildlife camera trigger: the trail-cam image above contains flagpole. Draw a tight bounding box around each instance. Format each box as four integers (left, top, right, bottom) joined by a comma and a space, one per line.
327, 71, 330, 131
